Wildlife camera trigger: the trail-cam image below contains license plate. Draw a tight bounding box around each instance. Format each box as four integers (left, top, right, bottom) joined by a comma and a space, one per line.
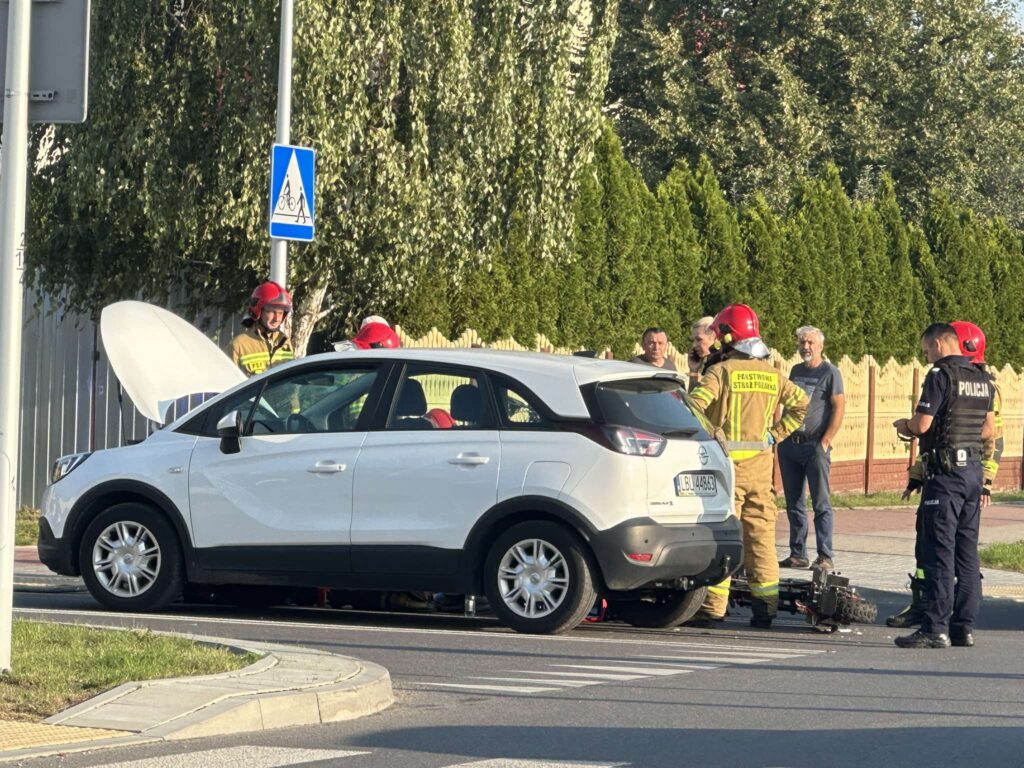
675, 472, 717, 497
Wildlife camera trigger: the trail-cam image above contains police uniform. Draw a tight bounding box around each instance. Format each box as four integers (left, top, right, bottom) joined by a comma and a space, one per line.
888, 371, 1001, 629
227, 325, 295, 377
912, 355, 993, 639
689, 352, 809, 623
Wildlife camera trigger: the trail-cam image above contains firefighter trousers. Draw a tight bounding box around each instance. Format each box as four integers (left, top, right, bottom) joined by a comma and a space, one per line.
702, 450, 780, 620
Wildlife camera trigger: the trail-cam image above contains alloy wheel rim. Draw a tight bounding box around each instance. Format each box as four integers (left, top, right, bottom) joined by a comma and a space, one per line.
92, 521, 161, 598
497, 538, 570, 618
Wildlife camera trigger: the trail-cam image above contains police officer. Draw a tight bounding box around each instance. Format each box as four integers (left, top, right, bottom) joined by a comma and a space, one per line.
688, 304, 809, 628
892, 323, 995, 648
228, 281, 296, 376
887, 321, 1001, 629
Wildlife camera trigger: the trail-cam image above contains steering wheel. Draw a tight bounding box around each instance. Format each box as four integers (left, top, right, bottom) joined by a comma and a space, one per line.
285, 413, 316, 434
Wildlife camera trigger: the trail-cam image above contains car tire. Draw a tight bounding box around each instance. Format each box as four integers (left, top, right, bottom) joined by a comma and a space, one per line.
78, 503, 185, 612
609, 586, 709, 628
483, 521, 596, 635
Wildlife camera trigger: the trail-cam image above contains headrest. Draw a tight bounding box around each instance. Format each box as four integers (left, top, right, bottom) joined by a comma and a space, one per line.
451, 384, 484, 425
396, 379, 427, 417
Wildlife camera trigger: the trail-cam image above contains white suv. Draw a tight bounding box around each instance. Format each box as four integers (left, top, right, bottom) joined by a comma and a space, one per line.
38, 305, 741, 634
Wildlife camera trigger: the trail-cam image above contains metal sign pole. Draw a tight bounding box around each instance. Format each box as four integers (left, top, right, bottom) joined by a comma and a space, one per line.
269, 0, 293, 288
0, 0, 32, 674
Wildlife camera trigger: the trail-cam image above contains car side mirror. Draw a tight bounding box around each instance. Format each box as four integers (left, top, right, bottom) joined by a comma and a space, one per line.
217, 410, 243, 454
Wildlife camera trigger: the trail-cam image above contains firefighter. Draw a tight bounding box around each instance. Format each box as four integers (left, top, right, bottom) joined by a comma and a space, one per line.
228, 281, 296, 377
688, 304, 809, 628
887, 320, 1002, 630
892, 323, 995, 648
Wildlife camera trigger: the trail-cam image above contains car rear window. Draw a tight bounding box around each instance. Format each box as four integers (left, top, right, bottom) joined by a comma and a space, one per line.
591, 378, 711, 438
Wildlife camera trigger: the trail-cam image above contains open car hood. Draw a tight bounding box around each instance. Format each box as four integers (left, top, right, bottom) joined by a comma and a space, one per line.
100, 301, 246, 423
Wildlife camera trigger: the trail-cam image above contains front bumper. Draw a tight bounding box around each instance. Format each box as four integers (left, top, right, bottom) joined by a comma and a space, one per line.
37, 517, 78, 576
590, 516, 743, 591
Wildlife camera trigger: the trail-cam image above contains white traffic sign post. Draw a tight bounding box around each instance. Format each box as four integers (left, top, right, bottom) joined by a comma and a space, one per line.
269, 0, 295, 286
0, 0, 32, 674
269, 144, 315, 242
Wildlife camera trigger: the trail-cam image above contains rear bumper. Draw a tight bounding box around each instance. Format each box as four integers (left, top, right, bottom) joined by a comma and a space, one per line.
38, 517, 78, 576
590, 516, 743, 591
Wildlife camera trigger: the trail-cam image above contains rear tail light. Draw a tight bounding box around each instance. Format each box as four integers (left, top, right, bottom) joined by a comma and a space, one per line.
560, 422, 667, 457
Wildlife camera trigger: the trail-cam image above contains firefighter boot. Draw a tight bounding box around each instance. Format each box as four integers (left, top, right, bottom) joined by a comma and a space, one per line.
886, 575, 927, 628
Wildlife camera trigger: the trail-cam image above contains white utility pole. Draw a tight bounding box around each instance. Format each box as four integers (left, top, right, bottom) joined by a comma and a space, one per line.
269, 0, 294, 288
0, 0, 32, 674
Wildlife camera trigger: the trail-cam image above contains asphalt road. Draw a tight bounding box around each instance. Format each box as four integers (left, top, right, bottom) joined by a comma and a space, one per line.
12, 589, 1024, 768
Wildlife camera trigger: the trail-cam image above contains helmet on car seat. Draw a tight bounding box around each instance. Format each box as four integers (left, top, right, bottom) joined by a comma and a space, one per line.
950, 320, 986, 364
352, 321, 401, 349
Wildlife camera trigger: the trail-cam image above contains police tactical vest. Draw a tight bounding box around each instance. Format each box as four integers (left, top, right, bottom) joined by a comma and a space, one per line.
921, 358, 990, 456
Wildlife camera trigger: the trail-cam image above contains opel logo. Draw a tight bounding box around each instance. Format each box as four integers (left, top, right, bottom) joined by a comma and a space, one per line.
698, 445, 709, 466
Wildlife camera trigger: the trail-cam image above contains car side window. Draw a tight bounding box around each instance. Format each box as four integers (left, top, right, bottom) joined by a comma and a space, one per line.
247, 367, 378, 435
388, 366, 495, 430
493, 380, 551, 428
194, 384, 262, 437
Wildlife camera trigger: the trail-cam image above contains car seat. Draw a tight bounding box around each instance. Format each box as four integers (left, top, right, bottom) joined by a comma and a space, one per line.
394, 379, 433, 429
450, 384, 485, 428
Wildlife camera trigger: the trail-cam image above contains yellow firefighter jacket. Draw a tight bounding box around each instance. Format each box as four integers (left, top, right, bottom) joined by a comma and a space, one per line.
690, 353, 809, 462
227, 325, 295, 377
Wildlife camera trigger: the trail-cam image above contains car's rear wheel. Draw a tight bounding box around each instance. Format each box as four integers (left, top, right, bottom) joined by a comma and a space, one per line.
78, 503, 184, 612
608, 586, 708, 628
482, 521, 596, 635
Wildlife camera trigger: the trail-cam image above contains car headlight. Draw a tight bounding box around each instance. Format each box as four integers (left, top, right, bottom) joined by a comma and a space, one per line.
51, 452, 91, 485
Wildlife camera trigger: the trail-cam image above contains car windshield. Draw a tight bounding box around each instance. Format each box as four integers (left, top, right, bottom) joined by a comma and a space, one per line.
592, 378, 711, 438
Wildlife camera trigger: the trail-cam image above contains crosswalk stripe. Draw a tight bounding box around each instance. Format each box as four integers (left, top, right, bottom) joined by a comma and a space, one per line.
552, 664, 692, 676
531, 670, 646, 680
635, 653, 794, 665
471, 676, 598, 688
95, 747, 368, 768
417, 682, 559, 694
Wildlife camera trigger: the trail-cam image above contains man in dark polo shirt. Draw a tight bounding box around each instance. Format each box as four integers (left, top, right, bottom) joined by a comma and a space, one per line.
630, 327, 678, 370
778, 326, 846, 570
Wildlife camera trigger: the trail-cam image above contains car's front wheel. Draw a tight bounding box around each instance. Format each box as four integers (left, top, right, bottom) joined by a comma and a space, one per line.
608, 586, 708, 628
483, 521, 596, 635
78, 503, 184, 612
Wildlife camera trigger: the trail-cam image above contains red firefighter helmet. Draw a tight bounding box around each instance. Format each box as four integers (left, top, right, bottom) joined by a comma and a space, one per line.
710, 304, 760, 344
951, 320, 986, 363
247, 281, 293, 322
351, 321, 401, 349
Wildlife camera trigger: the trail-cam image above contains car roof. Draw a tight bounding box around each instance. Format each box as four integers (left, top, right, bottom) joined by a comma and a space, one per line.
283, 348, 686, 419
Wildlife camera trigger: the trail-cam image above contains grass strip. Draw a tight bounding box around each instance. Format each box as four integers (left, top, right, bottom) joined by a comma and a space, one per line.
0, 621, 260, 721
15, 507, 37, 546
979, 540, 1024, 573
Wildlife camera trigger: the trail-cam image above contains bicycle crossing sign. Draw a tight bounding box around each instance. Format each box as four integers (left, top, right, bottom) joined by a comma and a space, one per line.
269, 144, 315, 241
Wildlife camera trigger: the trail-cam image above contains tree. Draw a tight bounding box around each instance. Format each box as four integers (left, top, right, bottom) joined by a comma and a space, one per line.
28, 0, 619, 353
687, 157, 748, 314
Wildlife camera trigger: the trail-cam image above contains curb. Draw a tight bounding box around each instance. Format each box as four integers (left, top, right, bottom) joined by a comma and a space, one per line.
0, 632, 393, 763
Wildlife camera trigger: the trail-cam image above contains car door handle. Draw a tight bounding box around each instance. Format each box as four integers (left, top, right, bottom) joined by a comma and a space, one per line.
308, 461, 347, 474
448, 454, 490, 466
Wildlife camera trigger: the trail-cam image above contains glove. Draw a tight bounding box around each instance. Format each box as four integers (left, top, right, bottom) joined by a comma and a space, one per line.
766, 432, 776, 447
905, 478, 923, 495
982, 487, 991, 500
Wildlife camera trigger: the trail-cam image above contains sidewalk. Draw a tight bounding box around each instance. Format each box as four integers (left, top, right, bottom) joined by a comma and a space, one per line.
776, 502, 1024, 596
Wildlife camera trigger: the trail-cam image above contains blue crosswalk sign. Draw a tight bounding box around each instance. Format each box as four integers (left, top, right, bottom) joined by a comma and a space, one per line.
269, 144, 315, 241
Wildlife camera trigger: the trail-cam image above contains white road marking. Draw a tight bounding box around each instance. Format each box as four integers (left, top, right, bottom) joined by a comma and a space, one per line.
471, 676, 599, 688
552, 664, 691, 676
416, 682, 559, 694
526, 670, 646, 681
94, 746, 367, 768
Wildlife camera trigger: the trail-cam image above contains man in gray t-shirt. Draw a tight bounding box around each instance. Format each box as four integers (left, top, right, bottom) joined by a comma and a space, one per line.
777, 326, 846, 570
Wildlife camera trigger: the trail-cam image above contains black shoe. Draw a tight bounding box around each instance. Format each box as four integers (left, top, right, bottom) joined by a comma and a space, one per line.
950, 629, 975, 647
894, 630, 951, 649
779, 556, 810, 569
749, 617, 773, 629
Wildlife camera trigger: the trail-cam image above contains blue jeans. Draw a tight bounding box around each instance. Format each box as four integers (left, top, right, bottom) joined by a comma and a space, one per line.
778, 438, 834, 560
